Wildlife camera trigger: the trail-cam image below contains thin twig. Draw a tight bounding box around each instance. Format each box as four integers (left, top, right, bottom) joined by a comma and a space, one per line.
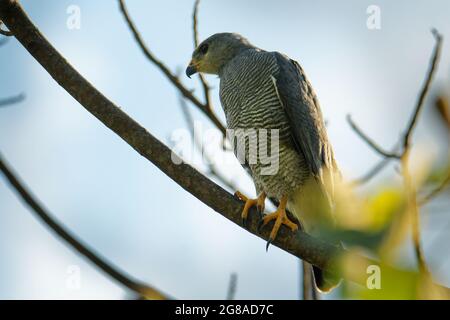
117, 0, 226, 135
351, 157, 392, 185
399, 30, 442, 275
179, 95, 237, 190
192, 0, 201, 48
192, 0, 213, 112
346, 114, 399, 159
402, 29, 442, 152
0, 93, 25, 107
401, 154, 429, 274
226, 273, 238, 300
301, 260, 318, 300
0, 152, 169, 300
347, 30, 443, 276
419, 171, 450, 205
348, 29, 443, 162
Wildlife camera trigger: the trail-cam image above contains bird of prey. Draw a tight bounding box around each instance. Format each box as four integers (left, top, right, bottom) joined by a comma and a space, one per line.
186, 33, 340, 292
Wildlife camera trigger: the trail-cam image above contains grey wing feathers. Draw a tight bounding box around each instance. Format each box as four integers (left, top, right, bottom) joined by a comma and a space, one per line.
272, 52, 338, 191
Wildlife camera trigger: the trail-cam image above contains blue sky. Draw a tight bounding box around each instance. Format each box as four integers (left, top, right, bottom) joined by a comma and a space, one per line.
1, 0, 449, 299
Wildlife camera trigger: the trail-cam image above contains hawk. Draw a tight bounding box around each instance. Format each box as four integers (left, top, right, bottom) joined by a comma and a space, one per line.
186, 33, 340, 292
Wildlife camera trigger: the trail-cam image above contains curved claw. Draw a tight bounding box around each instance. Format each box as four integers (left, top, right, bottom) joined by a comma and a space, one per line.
266, 239, 272, 251
242, 217, 247, 229
235, 191, 266, 229
261, 195, 298, 246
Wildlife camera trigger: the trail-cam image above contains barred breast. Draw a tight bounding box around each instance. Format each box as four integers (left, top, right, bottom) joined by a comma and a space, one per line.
219, 49, 310, 199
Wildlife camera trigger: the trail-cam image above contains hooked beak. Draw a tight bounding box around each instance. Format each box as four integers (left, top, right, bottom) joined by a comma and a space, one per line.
185, 62, 197, 78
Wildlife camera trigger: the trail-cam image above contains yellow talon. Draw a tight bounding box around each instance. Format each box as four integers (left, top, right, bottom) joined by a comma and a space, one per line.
261, 195, 298, 249
235, 191, 266, 227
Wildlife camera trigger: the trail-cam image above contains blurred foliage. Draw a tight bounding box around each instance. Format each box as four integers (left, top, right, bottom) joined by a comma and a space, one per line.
340, 252, 449, 299
330, 140, 450, 299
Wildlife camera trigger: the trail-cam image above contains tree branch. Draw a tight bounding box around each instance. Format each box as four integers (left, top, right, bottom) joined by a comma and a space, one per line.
402, 29, 442, 151
397, 29, 442, 275
301, 260, 318, 300
351, 158, 391, 186
348, 29, 443, 276
2, 0, 448, 292
192, 0, 212, 112
0, 92, 25, 107
346, 114, 400, 159
117, 0, 226, 135
178, 95, 237, 190
348, 29, 443, 163
0, 152, 169, 300
226, 273, 237, 300
419, 171, 450, 205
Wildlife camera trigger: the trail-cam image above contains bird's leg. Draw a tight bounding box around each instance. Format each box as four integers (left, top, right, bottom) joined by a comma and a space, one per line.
234, 191, 266, 228
260, 195, 298, 250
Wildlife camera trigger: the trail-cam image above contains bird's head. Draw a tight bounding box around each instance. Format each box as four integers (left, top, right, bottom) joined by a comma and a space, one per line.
186, 33, 254, 78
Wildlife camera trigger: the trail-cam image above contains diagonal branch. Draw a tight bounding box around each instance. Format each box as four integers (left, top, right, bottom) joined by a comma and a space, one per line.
178, 95, 236, 190
402, 29, 442, 151
396, 29, 442, 276
351, 157, 391, 186
2, 0, 449, 292
419, 171, 450, 205
117, 0, 225, 135
348, 29, 443, 165
346, 114, 400, 159
0, 152, 169, 300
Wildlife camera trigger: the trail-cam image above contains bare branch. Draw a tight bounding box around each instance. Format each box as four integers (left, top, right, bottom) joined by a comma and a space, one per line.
347, 29, 443, 275
226, 273, 237, 300
0, 92, 25, 107
117, 0, 226, 135
2, 0, 449, 291
0, 152, 169, 300
192, 0, 213, 112
398, 30, 442, 275
401, 154, 429, 275
402, 29, 443, 151
192, 0, 201, 48
346, 114, 399, 159
351, 158, 391, 186
301, 261, 319, 300
348, 29, 443, 162
179, 95, 237, 190
419, 171, 450, 205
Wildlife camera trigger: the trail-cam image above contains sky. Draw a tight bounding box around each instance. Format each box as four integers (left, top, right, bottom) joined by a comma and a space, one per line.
0, 0, 449, 299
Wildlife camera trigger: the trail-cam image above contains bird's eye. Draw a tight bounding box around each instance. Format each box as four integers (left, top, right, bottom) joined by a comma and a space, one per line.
199, 43, 209, 55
